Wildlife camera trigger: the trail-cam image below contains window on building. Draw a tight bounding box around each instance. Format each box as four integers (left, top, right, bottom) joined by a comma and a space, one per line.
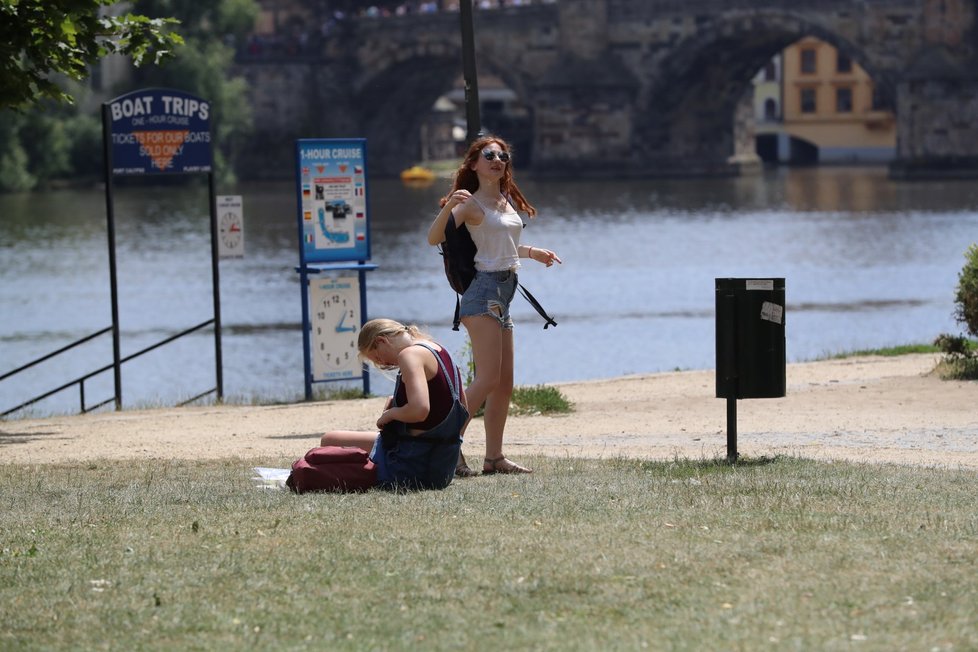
764, 62, 777, 82
800, 88, 817, 113
836, 87, 853, 113
837, 52, 852, 73
800, 49, 817, 74
871, 86, 891, 111
764, 98, 778, 121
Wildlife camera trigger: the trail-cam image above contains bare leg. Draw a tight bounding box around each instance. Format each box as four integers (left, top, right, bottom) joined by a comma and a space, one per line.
461, 315, 529, 473
460, 315, 503, 439
482, 326, 513, 460
320, 430, 377, 452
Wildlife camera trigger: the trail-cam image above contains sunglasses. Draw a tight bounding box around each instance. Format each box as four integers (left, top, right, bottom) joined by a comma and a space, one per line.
482, 150, 511, 163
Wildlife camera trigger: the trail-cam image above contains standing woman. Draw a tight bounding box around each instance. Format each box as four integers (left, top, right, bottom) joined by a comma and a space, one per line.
427, 135, 561, 475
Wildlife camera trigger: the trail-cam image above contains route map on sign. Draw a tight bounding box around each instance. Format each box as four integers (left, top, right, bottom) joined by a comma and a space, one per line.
295, 139, 370, 263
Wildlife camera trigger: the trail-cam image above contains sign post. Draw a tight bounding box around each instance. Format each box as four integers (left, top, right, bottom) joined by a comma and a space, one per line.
294, 138, 376, 399
102, 88, 222, 408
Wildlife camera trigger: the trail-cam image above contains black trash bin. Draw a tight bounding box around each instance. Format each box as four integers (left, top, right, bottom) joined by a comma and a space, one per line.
715, 278, 786, 399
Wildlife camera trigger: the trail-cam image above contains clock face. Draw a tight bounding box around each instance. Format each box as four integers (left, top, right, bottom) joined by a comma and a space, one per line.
219, 211, 243, 251
310, 276, 361, 380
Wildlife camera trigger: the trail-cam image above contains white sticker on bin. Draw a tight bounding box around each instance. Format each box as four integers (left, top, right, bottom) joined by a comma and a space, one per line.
746, 279, 774, 291
760, 301, 784, 324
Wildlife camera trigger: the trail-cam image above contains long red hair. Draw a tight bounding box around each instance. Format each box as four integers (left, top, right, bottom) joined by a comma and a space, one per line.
439, 135, 536, 217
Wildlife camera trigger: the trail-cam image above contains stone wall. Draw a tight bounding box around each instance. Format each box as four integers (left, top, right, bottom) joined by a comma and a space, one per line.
235, 0, 978, 179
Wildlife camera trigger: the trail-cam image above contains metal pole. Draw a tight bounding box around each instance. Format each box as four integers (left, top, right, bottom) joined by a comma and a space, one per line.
208, 172, 224, 400
459, 0, 481, 142
719, 290, 739, 462
359, 266, 370, 397
300, 269, 313, 401
726, 395, 738, 462
101, 103, 123, 410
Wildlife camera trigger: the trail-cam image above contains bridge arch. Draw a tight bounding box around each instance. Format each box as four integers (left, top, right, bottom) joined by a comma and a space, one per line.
356, 40, 460, 173
356, 36, 539, 174
632, 10, 897, 175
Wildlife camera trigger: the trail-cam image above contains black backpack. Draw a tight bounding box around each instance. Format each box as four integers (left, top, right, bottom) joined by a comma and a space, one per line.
440, 217, 557, 331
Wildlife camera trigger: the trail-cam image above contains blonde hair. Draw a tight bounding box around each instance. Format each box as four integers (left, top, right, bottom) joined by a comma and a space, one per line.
357, 319, 429, 365
439, 134, 536, 217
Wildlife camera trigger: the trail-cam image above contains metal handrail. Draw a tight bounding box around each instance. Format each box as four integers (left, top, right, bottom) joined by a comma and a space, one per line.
1, 319, 216, 418
0, 326, 113, 383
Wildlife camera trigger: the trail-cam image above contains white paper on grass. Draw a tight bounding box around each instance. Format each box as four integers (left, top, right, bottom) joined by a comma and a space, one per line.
252, 467, 291, 490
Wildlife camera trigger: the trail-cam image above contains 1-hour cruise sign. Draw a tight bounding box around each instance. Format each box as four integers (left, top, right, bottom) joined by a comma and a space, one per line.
106, 88, 212, 175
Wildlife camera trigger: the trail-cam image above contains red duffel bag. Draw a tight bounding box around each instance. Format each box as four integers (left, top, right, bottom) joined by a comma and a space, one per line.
286, 446, 377, 494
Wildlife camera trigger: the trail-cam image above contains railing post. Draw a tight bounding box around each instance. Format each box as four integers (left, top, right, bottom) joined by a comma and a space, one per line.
101, 102, 123, 410
208, 172, 224, 401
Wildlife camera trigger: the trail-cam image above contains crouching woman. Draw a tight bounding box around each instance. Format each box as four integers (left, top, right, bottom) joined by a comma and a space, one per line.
295, 319, 468, 492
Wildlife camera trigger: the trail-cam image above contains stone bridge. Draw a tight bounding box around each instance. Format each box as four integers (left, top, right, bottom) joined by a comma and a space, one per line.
236, 0, 978, 179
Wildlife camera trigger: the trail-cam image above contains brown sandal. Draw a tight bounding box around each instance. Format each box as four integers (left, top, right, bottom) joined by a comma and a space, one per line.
482, 456, 532, 475
455, 452, 479, 478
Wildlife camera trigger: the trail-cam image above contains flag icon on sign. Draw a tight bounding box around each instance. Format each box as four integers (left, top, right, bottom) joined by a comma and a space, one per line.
305, 233, 314, 243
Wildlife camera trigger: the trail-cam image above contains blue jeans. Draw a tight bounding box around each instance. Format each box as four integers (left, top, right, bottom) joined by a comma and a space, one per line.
459, 269, 517, 329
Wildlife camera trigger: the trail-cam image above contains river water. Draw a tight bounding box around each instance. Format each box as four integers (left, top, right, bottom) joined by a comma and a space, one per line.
1, 166, 976, 417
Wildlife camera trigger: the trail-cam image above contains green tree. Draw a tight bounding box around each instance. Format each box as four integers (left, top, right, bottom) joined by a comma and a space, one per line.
0, 113, 35, 191
0, 78, 103, 190
0, 0, 183, 109
127, 0, 258, 182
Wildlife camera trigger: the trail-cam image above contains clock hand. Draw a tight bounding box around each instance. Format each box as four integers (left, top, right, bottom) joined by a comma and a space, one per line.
336, 313, 356, 333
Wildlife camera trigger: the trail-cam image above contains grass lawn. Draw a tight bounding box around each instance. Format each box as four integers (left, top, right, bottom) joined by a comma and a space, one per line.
1, 455, 976, 651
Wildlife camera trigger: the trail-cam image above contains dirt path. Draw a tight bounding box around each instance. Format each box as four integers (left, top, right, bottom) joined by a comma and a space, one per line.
2, 354, 976, 469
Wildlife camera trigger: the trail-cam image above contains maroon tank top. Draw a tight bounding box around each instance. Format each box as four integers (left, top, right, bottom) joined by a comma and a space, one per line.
394, 344, 463, 431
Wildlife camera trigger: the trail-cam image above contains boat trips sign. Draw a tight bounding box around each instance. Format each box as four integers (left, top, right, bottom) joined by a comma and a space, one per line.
105, 88, 212, 175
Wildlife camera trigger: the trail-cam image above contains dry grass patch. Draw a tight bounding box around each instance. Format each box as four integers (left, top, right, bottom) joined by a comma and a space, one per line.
1, 456, 976, 650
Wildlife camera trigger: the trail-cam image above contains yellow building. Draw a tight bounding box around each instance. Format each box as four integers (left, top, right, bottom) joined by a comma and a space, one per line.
756, 36, 896, 164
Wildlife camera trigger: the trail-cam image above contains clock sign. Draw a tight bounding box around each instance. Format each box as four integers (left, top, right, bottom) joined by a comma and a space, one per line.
216, 195, 244, 258
310, 275, 362, 381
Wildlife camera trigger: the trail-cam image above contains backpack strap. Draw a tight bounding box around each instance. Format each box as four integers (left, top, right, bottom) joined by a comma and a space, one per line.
518, 283, 558, 329
453, 295, 462, 331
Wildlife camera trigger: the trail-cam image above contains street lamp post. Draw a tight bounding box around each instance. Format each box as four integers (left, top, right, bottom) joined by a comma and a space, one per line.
459, 0, 481, 143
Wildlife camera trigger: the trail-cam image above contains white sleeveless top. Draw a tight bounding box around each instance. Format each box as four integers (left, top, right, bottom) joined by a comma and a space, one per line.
465, 196, 523, 272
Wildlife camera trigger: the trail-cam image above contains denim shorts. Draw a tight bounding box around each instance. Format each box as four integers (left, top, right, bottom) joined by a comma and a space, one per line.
459, 269, 517, 329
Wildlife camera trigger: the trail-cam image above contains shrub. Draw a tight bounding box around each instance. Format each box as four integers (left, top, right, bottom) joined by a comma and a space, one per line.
934, 246, 978, 380
953, 243, 978, 338
510, 385, 573, 415
933, 333, 971, 356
